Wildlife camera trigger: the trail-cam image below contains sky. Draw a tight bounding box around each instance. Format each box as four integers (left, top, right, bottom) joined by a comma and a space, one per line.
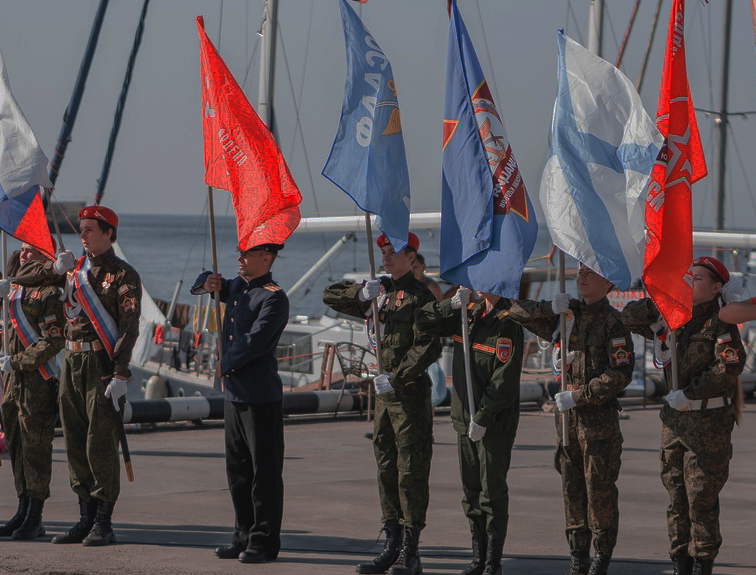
2, 0, 756, 231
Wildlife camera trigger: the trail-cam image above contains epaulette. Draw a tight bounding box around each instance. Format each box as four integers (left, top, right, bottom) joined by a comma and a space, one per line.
263, 283, 282, 292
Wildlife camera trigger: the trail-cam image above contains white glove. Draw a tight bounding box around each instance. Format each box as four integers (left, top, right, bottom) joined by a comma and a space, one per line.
358, 279, 381, 302
451, 287, 472, 310
104, 378, 128, 411
552, 293, 571, 315
373, 373, 394, 395
666, 389, 691, 411
468, 422, 486, 442
555, 391, 576, 412
53, 251, 76, 275
0, 279, 11, 298
0, 356, 12, 373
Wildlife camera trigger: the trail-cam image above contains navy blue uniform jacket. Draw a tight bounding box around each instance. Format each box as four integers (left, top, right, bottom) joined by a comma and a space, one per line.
191, 271, 289, 404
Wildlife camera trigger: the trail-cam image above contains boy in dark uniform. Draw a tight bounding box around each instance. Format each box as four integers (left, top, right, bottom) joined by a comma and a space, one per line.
621, 257, 745, 575
323, 232, 441, 575
416, 286, 523, 575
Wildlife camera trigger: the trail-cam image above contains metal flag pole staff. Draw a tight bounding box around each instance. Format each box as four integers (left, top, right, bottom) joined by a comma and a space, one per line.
0, 231, 6, 467
207, 186, 225, 391
364, 213, 383, 421
45, 189, 66, 252
669, 330, 679, 391
458, 289, 477, 427
559, 250, 569, 448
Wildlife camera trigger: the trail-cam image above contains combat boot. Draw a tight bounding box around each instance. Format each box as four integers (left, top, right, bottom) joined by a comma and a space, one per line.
52, 497, 98, 544
481, 536, 503, 575
459, 534, 487, 575
356, 524, 402, 574
82, 500, 116, 547
691, 559, 714, 575
388, 527, 422, 575
566, 549, 591, 575
671, 554, 693, 575
12, 497, 45, 540
587, 553, 611, 575
0, 496, 29, 536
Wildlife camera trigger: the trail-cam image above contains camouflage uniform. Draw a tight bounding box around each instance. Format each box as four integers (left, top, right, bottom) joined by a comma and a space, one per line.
416, 297, 523, 541
17, 249, 142, 502
2, 265, 65, 501
323, 271, 441, 530
507, 296, 633, 556
621, 298, 744, 561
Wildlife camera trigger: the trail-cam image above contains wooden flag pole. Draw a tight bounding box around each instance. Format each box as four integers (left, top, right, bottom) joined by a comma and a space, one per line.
364, 213, 383, 421
459, 290, 477, 427
207, 186, 225, 390
559, 250, 569, 448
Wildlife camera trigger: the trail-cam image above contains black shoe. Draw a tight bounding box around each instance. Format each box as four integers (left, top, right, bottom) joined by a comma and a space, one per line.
239, 548, 267, 564
587, 553, 611, 575
52, 498, 98, 544
356, 524, 403, 574
671, 554, 693, 575
691, 559, 714, 575
459, 534, 487, 575
215, 543, 244, 559
388, 527, 422, 575
0, 496, 29, 537
81, 501, 117, 547
481, 537, 503, 575
567, 549, 591, 575
12, 497, 45, 540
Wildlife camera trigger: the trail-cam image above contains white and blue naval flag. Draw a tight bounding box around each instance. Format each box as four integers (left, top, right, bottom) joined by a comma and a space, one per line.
540, 32, 663, 290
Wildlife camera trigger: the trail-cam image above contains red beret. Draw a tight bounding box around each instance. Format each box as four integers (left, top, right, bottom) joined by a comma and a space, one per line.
376, 232, 419, 251
693, 256, 729, 284
79, 205, 119, 229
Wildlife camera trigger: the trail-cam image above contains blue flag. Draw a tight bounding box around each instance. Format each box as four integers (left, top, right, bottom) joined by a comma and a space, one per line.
440, 0, 537, 298
322, 0, 410, 252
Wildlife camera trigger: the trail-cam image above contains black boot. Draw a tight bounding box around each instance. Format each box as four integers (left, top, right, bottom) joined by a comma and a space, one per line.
567, 549, 591, 575
0, 496, 29, 537
388, 527, 422, 575
587, 553, 611, 575
691, 559, 714, 575
356, 524, 403, 574
52, 498, 98, 544
82, 500, 116, 547
671, 554, 693, 575
12, 497, 45, 540
459, 534, 487, 575
482, 537, 503, 575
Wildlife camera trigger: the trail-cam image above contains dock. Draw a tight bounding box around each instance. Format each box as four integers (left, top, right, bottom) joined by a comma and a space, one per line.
0, 400, 754, 574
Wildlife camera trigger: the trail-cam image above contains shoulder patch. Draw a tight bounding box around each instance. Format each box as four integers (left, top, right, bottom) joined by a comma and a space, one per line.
118, 285, 130, 295
44, 314, 56, 324
720, 345, 739, 364
717, 333, 732, 344
611, 337, 627, 347
47, 325, 62, 338
263, 283, 282, 292
496, 337, 512, 363
612, 346, 631, 365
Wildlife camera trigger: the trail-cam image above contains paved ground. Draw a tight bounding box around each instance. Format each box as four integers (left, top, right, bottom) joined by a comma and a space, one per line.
0, 399, 754, 574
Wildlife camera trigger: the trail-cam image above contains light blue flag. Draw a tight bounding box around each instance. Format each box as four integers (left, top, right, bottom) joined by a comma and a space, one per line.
322, 0, 410, 252
540, 31, 663, 290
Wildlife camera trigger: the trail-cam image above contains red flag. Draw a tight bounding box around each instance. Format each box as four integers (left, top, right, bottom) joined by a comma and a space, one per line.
196, 16, 301, 250
642, 0, 706, 330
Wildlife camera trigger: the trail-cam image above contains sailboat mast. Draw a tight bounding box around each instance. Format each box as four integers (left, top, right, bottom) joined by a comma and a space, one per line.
257, 0, 279, 130
714, 0, 734, 231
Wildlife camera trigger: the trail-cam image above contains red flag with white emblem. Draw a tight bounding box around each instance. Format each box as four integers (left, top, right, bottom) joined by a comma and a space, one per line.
196, 16, 301, 250
642, 0, 706, 330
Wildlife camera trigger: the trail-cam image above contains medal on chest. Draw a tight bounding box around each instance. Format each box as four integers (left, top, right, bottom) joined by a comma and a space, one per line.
102, 273, 115, 290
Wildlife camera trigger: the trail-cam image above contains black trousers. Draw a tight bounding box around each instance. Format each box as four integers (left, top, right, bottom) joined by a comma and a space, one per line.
225, 400, 285, 556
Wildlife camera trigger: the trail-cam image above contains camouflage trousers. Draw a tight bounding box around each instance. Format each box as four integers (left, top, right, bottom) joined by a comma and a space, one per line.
458, 430, 515, 541
59, 349, 121, 503
1, 371, 57, 500
372, 387, 433, 530
554, 407, 622, 556
660, 404, 735, 561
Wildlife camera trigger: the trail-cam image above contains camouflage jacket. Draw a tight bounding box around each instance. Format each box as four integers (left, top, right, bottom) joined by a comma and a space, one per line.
507, 296, 633, 409
621, 298, 744, 400
15, 247, 142, 378
416, 297, 523, 436
322, 270, 441, 397
6, 261, 65, 374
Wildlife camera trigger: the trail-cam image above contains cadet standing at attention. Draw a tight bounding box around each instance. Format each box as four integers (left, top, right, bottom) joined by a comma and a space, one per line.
506, 263, 633, 575
0, 243, 65, 540
323, 232, 441, 575
416, 286, 523, 575
621, 257, 745, 575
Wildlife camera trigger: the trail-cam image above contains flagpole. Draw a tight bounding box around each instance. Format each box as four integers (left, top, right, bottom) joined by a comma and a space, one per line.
207, 186, 225, 390
669, 330, 679, 391
0, 231, 7, 465
559, 250, 569, 448
364, 213, 383, 420
45, 189, 66, 252
459, 292, 477, 428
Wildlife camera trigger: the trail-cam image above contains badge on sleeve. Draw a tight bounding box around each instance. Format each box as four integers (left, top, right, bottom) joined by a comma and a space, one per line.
121, 297, 136, 312
720, 346, 739, 363
612, 346, 631, 366
496, 338, 512, 363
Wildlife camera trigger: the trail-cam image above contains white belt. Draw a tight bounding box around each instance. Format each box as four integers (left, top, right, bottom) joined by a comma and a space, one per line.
688, 397, 728, 411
